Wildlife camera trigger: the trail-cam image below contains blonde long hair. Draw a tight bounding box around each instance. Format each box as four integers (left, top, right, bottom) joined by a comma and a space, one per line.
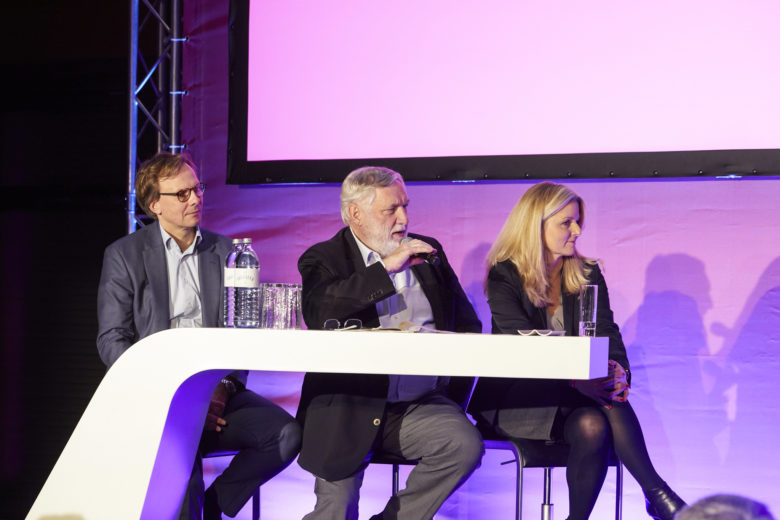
486, 182, 594, 307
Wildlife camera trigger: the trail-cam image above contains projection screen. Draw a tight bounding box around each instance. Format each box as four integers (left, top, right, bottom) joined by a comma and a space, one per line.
227, 1, 780, 183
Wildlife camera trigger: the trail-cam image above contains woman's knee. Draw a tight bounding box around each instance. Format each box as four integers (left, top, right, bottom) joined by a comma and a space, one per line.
565, 407, 611, 446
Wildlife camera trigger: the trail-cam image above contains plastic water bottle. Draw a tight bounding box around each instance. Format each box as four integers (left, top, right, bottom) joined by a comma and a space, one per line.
222, 238, 242, 327
234, 238, 260, 328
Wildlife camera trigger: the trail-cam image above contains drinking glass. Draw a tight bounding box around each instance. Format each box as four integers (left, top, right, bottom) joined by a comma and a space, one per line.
259, 283, 303, 329
579, 284, 598, 337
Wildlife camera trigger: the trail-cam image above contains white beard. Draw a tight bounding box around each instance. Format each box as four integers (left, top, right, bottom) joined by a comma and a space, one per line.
358, 216, 404, 257
364, 229, 401, 257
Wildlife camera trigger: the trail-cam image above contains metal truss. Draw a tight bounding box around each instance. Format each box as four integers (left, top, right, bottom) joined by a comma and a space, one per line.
127, 0, 185, 233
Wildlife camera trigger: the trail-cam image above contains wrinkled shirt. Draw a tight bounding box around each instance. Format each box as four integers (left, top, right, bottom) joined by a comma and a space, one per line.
160, 225, 203, 329
352, 230, 441, 402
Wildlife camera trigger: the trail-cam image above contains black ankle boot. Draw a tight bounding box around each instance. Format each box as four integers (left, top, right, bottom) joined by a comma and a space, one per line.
644, 483, 686, 520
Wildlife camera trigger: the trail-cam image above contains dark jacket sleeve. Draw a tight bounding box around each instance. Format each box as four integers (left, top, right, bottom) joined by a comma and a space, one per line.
297, 241, 395, 330
589, 263, 630, 371
96, 242, 138, 368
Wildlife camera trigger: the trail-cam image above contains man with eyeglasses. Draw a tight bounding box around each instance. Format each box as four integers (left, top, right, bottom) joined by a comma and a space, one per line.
296, 166, 484, 520
97, 152, 301, 520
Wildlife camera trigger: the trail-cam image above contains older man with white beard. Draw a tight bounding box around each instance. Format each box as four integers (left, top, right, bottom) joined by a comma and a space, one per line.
295, 166, 484, 520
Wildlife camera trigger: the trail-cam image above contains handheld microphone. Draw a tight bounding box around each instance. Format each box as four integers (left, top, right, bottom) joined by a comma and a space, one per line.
400, 237, 441, 266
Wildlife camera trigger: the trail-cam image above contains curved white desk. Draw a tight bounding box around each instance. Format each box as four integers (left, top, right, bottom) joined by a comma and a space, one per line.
27, 328, 607, 520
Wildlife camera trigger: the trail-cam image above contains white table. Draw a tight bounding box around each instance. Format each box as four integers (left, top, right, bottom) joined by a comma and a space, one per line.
27, 328, 607, 520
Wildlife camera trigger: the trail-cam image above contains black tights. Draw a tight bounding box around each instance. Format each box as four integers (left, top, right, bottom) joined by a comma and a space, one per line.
564, 401, 664, 520
563, 407, 611, 520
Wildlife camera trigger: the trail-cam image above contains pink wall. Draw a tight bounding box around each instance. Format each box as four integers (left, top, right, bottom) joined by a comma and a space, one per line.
184, 2, 780, 518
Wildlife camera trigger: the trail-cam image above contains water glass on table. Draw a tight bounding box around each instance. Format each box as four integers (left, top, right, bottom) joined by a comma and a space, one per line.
259, 283, 303, 329
579, 284, 598, 337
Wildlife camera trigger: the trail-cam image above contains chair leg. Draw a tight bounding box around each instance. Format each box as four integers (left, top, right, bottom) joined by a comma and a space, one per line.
516, 455, 523, 520
484, 440, 525, 520
392, 463, 400, 496
614, 461, 623, 520
252, 486, 260, 520
541, 467, 553, 520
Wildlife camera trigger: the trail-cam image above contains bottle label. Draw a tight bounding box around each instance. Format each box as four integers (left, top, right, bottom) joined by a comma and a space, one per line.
224, 267, 236, 287
233, 268, 259, 288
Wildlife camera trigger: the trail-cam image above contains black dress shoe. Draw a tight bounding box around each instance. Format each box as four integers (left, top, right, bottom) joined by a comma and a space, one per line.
644, 483, 686, 520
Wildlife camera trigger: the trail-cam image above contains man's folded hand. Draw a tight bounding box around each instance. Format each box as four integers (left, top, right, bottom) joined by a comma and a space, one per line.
204, 382, 229, 432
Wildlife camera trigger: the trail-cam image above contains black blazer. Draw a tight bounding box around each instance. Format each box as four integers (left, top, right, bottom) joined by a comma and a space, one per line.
296, 227, 481, 480
468, 259, 629, 438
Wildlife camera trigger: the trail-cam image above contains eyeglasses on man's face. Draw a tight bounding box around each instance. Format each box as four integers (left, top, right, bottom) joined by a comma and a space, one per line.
159, 183, 206, 203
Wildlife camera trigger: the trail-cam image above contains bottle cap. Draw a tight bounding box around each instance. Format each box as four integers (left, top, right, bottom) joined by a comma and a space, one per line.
232, 238, 241, 244
242, 238, 252, 244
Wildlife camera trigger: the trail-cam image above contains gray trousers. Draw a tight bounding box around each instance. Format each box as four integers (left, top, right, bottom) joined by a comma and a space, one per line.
303, 393, 484, 520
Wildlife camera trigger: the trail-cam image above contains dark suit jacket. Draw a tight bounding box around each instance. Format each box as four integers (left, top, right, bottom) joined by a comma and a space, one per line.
468, 259, 629, 439
97, 220, 232, 368
296, 227, 481, 480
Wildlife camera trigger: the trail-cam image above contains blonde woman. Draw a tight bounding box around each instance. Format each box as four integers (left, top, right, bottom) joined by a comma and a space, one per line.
468, 182, 685, 520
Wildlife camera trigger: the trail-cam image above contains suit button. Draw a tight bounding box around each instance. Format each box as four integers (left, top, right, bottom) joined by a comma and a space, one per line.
373, 418, 381, 426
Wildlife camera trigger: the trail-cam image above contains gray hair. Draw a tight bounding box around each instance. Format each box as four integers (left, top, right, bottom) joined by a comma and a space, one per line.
340, 166, 405, 225
676, 494, 775, 520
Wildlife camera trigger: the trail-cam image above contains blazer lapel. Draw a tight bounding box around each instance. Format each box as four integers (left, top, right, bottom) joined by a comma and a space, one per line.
344, 229, 369, 274
343, 229, 382, 328
142, 222, 171, 334
198, 232, 222, 328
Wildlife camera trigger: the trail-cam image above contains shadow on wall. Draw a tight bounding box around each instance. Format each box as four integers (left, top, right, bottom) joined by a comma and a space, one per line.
620, 254, 721, 476
713, 257, 780, 487
460, 242, 492, 333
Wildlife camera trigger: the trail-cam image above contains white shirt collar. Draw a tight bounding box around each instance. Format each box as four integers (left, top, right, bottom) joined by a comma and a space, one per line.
350, 227, 383, 267
159, 224, 202, 255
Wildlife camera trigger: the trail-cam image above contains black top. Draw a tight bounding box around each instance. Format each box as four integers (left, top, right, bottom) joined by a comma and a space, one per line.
468, 259, 629, 439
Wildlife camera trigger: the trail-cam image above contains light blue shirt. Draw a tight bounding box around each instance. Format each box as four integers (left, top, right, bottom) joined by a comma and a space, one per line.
351, 229, 442, 402
160, 225, 203, 329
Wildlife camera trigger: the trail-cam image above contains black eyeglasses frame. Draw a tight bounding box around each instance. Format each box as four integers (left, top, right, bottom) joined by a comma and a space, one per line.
159, 183, 207, 203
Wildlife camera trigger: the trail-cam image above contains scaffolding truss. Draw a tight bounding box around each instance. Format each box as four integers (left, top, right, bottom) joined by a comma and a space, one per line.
127, 0, 185, 233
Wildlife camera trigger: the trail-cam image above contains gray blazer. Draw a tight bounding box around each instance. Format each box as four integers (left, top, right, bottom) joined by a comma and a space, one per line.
97, 220, 232, 368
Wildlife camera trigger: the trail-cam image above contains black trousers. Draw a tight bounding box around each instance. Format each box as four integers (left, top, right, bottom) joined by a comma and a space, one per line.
179, 389, 302, 518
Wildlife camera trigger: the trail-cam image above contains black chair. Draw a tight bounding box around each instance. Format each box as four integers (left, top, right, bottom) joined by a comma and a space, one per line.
202, 450, 260, 520
369, 376, 623, 520
372, 433, 623, 520
481, 429, 623, 520
368, 451, 419, 497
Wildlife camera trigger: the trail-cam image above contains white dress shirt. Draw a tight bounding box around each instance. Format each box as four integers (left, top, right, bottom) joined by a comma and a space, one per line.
160, 225, 203, 329
351, 230, 442, 402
